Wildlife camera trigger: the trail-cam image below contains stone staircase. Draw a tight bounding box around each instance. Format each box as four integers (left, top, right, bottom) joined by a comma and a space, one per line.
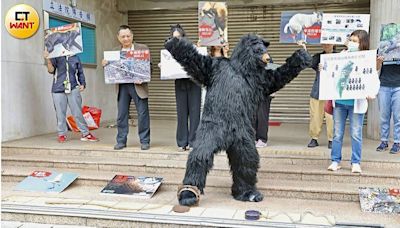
2, 141, 400, 227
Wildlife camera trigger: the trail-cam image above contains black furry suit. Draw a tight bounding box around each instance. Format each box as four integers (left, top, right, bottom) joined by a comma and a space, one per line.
165, 34, 312, 206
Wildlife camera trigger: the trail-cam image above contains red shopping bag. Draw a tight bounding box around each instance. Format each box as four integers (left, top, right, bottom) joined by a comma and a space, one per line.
82, 106, 102, 130
66, 106, 102, 132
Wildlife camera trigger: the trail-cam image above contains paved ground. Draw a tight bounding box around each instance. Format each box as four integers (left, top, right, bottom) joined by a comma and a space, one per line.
2, 120, 399, 227
3, 119, 400, 163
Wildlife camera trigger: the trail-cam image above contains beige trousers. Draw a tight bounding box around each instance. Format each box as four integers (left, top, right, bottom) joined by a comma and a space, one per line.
309, 98, 333, 141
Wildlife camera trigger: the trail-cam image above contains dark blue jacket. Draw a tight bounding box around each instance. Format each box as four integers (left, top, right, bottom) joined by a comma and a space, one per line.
50, 55, 86, 93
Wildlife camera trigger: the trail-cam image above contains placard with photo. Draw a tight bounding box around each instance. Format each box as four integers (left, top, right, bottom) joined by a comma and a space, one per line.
321, 14, 370, 44
44, 22, 83, 59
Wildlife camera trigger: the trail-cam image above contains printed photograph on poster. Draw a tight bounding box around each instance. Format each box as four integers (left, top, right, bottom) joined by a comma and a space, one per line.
198, 1, 227, 46
160, 47, 208, 80
104, 50, 151, 84
101, 175, 163, 199
280, 11, 322, 44
319, 50, 379, 100
321, 14, 370, 44
378, 23, 400, 64
359, 187, 400, 214
44, 22, 83, 59
14, 171, 78, 193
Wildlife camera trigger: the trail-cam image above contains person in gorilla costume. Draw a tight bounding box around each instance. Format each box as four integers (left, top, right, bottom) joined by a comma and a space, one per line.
165, 34, 312, 206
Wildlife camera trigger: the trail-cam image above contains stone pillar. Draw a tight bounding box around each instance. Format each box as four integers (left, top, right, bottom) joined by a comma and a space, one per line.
367, 0, 400, 140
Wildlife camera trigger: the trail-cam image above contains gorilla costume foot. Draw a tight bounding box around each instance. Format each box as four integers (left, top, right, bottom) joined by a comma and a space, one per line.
234, 190, 264, 202
177, 185, 201, 206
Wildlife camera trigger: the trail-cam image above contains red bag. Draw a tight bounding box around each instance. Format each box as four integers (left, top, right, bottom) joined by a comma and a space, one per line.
324, 100, 333, 115
82, 106, 102, 130
66, 106, 102, 132
66, 115, 80, 132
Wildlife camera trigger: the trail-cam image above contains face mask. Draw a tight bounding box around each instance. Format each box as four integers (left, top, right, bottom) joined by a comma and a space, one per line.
347, 41, 359, 52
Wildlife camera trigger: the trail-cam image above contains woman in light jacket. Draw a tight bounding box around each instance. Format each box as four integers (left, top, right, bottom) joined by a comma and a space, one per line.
327, 30, 380, 173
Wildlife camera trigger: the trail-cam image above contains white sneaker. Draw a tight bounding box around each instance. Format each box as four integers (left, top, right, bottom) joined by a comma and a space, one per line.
351, 164, 362, 173
327, 162, 341, 171
256, 139, 267, 148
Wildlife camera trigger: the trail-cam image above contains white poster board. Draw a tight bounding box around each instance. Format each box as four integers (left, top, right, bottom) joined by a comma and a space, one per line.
319, 50, 379, 100
160, 47, 207, 80
321, 14, 370, 44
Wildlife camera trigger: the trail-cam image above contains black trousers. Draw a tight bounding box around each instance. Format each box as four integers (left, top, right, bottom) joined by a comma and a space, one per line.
175, 79, 201, 147
253, 96, 273, 143
116, 84, 150, 145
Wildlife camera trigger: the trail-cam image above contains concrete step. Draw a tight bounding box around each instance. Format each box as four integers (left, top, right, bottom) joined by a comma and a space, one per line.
2, 154, 399, 186
3, 145, 400, 169
2, 182, 399, 228
2, 165, 397, 203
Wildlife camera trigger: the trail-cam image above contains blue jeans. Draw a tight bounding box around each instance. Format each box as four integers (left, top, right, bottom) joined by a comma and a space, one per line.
378, 86, 400, 143
331, 103, 365, 164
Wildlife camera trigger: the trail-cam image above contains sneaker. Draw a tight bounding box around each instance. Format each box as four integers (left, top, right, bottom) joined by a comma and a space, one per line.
327, 162, 341, 171
256, 139, 267, 148
177, 146, 186, 152
351, 163, 362, 173
114, 143, 126, 150
376, 141, 388, 152
390, 143, 400, 154
58, 135, 67, 143
328, 141, 332, 149
81, 133, 99, 142
141, 143, 150, 150
307, 139, 319, 148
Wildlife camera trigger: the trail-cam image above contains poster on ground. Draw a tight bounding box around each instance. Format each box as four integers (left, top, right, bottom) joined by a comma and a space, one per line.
279, 11, 322, 44
14, 171, 78, 193
359, 187, 400, 214
101, 175, 163, 199
320, 14, 370, 44
198, 1, 227, 46
160, 47, 207, 80
44, 22, 83, 59
319, 50, 379, 100
104, 50, 151, 84
378, 23, 400, 65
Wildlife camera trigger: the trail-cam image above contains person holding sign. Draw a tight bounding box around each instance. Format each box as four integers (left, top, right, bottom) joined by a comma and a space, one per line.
308, 44, 335, 149
328, 30, 378, 173
169, 24, 201, 152
44, 51, 98, 143
102, 25, 151, 151
376, 59, 400, 154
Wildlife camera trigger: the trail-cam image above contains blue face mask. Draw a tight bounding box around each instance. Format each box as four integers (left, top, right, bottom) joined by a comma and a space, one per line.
347, 41, 359, 52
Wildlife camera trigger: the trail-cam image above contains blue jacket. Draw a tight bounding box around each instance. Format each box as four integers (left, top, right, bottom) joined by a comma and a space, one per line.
50, 55, 85, 93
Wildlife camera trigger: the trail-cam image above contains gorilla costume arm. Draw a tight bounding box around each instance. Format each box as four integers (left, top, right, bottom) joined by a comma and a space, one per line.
264, 48, 312, 95
165, 37, 214, 86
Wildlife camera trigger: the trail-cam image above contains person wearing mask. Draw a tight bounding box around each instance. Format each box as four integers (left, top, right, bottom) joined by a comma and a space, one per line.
44, 51, 98, 143
328, 30, 379, 173
308, 44, 335, 149
376, 56, 400, 154
102, 25, 151, 151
